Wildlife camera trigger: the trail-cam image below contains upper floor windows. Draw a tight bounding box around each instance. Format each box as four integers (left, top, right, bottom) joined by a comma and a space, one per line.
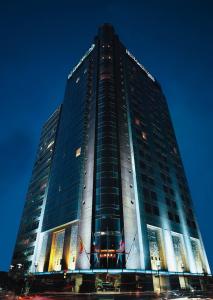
168, 211, 180, 223
160, 173, 172, 184
141, 173, 155, 186
143, 187, 157, 202
159, 162, 169, 173
140, 161, 153, 174
144, 203, 159, 216
163, 185, 174, 196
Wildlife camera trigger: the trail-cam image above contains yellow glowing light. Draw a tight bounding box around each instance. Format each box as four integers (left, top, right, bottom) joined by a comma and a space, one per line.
48, 229, 65, 272
75, 147, 81, 157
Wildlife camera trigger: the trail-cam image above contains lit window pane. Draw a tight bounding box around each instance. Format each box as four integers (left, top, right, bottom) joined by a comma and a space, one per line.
75, 147, 81, 157
142, 131, 147, 140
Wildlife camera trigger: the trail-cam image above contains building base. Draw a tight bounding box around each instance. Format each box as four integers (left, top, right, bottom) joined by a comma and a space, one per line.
24, 270, 212, 293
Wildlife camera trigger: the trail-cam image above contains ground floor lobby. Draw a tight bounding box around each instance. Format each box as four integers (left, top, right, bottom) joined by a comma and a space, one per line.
24, 270, 212, 294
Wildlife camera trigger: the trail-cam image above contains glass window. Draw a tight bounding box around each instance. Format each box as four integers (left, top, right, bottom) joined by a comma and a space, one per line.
142, 131, 147, 140
75, 147, 81, 157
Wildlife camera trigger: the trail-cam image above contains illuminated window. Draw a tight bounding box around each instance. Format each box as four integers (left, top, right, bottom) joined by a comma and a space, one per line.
190, 238, 205, 273
172, 233, 187, 272
147, 226, 166, 270
135, 118, 140, 126
142, 131, 147, 140
75, 147, 81, 157
48, 230, 65, 271
47, 140, 54, 149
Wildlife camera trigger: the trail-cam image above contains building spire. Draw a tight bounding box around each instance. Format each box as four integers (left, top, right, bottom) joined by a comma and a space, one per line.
98, 23, 115, 40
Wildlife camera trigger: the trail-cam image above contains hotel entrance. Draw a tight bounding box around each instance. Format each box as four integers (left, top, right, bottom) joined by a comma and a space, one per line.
95, 273, 121, 292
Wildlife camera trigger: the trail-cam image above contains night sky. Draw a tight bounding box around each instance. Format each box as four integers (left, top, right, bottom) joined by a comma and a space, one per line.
0, 0, 213, 272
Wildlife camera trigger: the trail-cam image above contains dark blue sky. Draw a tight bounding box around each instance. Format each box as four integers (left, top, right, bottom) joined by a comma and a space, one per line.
0, 0, 212, 272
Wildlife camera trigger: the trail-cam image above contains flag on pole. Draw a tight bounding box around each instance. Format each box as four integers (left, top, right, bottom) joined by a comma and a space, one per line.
116, 240, 125, 265
117, 240, 125, 253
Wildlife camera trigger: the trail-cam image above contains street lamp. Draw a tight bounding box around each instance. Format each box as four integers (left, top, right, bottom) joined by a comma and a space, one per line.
156, 261, 161, 293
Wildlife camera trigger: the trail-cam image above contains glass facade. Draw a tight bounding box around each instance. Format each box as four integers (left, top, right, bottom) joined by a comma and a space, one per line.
42, 62, 90, 231
12, 24, 210, 287
92, 26, 124, 269
11, 107, 61, 271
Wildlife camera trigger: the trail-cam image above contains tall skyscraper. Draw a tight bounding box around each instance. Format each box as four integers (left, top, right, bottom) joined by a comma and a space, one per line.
11, 24, 210, 291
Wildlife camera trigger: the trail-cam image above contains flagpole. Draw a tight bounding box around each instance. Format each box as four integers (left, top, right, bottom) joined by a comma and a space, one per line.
79, 235, 91, 266
125, 232, 137, 265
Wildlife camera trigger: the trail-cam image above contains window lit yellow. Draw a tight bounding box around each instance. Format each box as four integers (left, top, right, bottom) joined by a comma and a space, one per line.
76, 147, 81, 157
